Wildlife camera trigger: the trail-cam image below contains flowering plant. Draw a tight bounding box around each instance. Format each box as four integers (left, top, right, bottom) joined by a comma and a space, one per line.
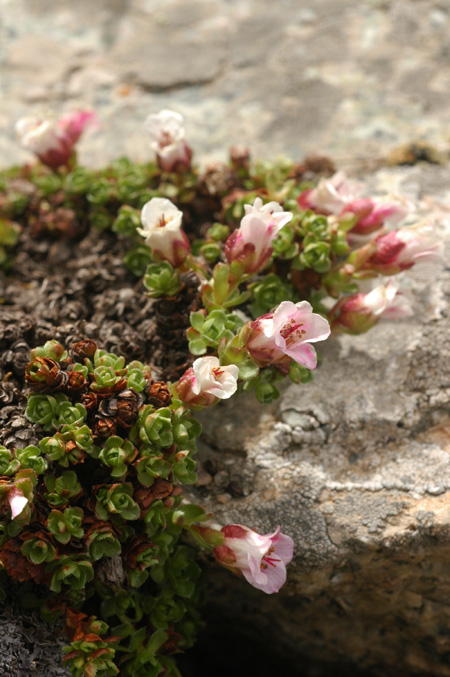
0, 106, 441, 675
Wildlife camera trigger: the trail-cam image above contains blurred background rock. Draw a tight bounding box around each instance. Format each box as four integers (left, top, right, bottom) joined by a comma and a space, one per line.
1, 0, 450, 169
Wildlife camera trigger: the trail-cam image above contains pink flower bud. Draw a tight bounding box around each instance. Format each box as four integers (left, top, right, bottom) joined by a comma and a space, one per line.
245, 300, 330, 371
213, 524, 294, 594
58, 110, 98, 146
177, 356, 239, 407
330, 280, 412, 334
341, 198, 408, 236
362, 221, 443, 274
138, 197, 190, 267
8, 487, 28, 519
145, 109, 192, 172
224, 198, 292, 274
15, 110, 96, 169
298, 172, 361, 215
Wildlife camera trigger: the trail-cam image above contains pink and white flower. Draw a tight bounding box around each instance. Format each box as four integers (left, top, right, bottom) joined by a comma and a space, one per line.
225, 198, 293, 274
58, 110, 97, 146
245, 300, 330, 371
15, 110, 96, 169
177, 356, 239, 407
145, 109, 192, 172
298, 171, 361, 215
359, 220, 443, 275
243, 197, 293, 229
213, 524, 294, 594
138, 197, 190, 267
8, 487, 28, 520
341, 197, 408, 236
330, 280, 412, 334
298, 173, 409, 237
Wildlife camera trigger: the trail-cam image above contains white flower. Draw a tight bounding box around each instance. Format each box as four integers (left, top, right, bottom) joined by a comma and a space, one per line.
16, 115, 61, 155
244, 197, 293, 230
299, 171, 361, 214
139, 197, 183, 239
138, 197, 190, 266
146, 109, 185, 149
145, 109, 192, 172
191, 356, 239, 400
177, 356, 239, 406
363, 280, 412, 319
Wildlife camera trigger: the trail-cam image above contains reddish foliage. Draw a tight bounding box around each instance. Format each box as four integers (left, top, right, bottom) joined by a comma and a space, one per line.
0, 539, 49, 583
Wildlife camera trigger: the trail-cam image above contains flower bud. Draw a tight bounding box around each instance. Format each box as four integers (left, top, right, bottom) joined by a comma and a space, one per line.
329, 280, 412, 334
145, 109, 192, 172
340, 198, 408, 236
355, 220, 443, 275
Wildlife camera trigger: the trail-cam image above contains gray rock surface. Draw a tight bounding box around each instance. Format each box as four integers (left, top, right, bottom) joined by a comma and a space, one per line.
196, 165, 450, 675
1, 0, 450, 169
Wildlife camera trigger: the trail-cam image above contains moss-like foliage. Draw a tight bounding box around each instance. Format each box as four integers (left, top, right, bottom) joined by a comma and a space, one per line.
0, 339, 203, 676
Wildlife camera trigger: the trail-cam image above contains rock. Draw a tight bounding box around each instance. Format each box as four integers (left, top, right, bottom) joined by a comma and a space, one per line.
193, 164, 450, 675
2, 0, 450, 168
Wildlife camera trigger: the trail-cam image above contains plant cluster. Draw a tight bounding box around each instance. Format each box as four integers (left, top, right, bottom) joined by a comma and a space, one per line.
0, 338, 204, 676
0, 107, 441, 675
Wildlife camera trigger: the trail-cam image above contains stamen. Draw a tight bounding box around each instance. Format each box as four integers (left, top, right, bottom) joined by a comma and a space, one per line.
260, 547, 281, 570
280, 321, 307, 347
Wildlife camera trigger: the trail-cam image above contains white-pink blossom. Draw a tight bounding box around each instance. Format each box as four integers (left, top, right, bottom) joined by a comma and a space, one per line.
243, 197, 293, 230
341, 197, 409, 237
362, 280, 413, 319
363, 220, 443, 274
138, 197, 190, 267
225, 198, 292, 274
16, 110, 96, 169
177, 356, 239, 407
330, 280, 412, 333
58, 110, 97, 146
213, 524, 294, 594
245, 300, 330, 371
8, 487, 28, 520
298, 171, 361, 215
145, 109, 192, 172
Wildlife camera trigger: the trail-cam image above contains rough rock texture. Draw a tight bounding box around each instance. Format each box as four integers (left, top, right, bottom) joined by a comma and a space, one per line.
0, 599, 69, 677
192, 163, 450, 676
1, 0, 450, 169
